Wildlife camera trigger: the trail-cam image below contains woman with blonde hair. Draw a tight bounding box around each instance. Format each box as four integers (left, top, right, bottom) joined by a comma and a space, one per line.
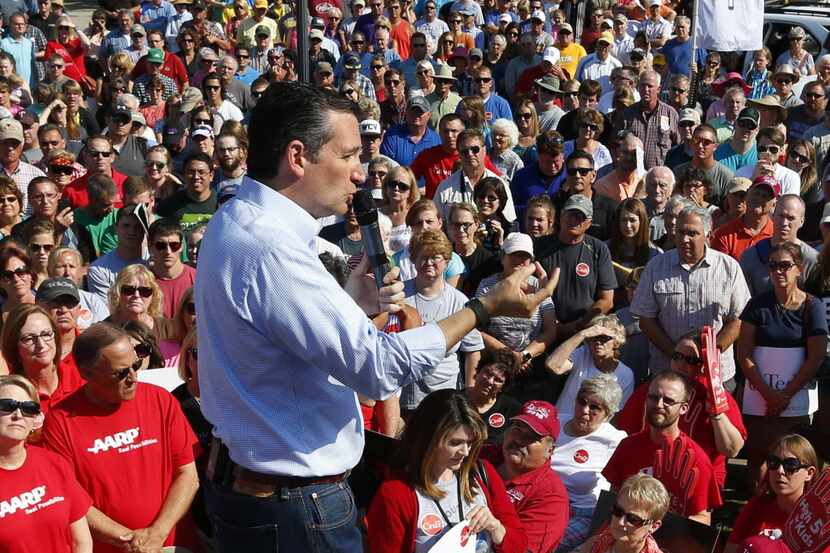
45, 15, 92, 87
490, 118, 524, 182
514, 99, 540, 158
367, 389, 527, 553
0, 374, 93, 553
105, 264, 176, 343
381, 165, 420, 253
576, 474, 669, 553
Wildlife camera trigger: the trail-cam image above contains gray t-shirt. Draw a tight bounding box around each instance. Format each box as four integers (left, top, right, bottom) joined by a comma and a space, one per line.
672, 160, 735, 206
112, 135, 147, 177
740, 239, 818, 297
414, 475, 491, 553
402, 282, 483, 410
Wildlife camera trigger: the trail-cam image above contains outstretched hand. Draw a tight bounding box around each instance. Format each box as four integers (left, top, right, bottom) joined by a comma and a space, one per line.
481, 264, 559, 318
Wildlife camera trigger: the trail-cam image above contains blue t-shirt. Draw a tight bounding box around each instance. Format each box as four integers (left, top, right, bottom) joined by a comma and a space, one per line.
715, 142, 758, 173
661, 38, 706, 78
740, 291, 828, 348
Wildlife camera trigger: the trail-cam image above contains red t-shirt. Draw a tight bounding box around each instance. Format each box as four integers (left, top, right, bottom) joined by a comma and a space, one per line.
62, 170, 128, 209
615, 380, 747, 488
45, 38, 86, 82
411, 146, 501, 199
728, 494, 789, 544
390, 20, 412, 60
602, 430, 722, 517
131, 52, 189, 92
0, 447, 92, 553
36, 355, 85, 416
42, 383, 198, 553
156, 264, 196, 319
710, 217, 774, 261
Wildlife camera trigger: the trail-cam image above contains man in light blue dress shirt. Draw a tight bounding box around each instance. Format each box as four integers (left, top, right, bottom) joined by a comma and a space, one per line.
195, 81, 557, 553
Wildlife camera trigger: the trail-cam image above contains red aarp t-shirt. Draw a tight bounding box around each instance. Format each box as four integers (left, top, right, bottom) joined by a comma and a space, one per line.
615, 380, 747, 487
0, 447, 92, 553
602, 430, 722, 517
42, 383, 197, 553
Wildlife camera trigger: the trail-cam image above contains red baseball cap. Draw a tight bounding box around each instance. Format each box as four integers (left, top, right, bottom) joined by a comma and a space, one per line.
752, 175, 782, 198
738, 536, 792, 553
511, 400, 560, 440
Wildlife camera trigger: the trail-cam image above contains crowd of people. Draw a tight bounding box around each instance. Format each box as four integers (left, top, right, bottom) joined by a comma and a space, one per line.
0, 0, 828, 552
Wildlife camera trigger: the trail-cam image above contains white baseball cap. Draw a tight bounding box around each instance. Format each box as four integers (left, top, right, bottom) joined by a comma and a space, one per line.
542, 46, 560, 65
502, 232, 534, 257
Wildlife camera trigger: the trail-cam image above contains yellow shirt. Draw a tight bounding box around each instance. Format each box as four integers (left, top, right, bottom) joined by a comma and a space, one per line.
237, 16, 280, 48
558, 42, 587, 79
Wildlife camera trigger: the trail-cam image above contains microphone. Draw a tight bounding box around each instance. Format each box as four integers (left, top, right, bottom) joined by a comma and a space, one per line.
353, 190, 392, 288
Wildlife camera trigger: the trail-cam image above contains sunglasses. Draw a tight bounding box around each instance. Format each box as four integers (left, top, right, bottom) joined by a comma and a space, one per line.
49, 164, 74, 175
145, 160, 166, 170
29, 243, 53, 253
0, 398, 40, 417
805, 92, 825, 99
368, 170, 387, 178
776, 78, 793, 85
460, 145, 481, 156
0, 195, 17, 204
193, 118, 212, 126
387, 180, 410, 191
580, 123, 598, 132
88, 149, 113, 158
518, 112, 533, 120
134, 342, 152, 359
120, 285, 153, 298
758, 145, 781, 155
112, 359, 143, 380
204, 85, 221, 91
611, 504, 650, 528
789, 151, 810, 164
154, 240, 182, 252
768, 260, 796, 272
475, 77, 492, 83
693, 137, 715, 147
476, 194, 499, 203
766, 454, 807, 474
669, 87, 688, 94
0, 266, 29, 281
576, 395, 605, 414
671, 351, 701, 365
646, 392, 685, 407
385, 79, 401, 85
568, 167, 593, 176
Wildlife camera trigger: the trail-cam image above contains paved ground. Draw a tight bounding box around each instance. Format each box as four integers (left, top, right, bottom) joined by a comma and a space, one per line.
64, 0, 100, 29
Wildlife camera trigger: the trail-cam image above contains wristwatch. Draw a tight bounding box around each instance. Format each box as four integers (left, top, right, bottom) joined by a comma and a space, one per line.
522, 350, 532, 363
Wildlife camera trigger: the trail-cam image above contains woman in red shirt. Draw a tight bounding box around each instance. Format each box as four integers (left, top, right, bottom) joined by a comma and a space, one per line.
726, 434, 819, 551
45, 15, 92, 85
367, 389, 527, 553
0, 374, 92, 552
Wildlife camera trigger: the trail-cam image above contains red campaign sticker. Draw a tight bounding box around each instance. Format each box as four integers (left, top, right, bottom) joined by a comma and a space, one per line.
488, 413, 505, 428
574, 449, 589, 464
421, 514, 444, 536
460, 525, 471, 546
576, 262, 590, 277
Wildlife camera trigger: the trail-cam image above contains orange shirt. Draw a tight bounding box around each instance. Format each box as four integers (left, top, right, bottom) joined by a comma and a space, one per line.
710, 216, 774, 261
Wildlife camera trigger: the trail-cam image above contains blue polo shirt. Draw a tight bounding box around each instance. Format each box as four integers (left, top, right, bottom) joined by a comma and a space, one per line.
481, 93, 513, 124
380, 124, 441, 167
510, 163, 565, 223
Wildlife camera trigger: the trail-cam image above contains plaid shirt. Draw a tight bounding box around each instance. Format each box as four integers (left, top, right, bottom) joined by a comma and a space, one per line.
132, 73, 179, 106
3, 160, 45, 213
24, 26, 47, 83
745, 69, 775, 100
338, 72, 376, 102
619, 100, 680, 170
630, 247, 750, 381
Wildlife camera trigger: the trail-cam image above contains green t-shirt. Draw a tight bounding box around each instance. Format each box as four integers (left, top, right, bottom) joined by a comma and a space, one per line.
74, 207, 119, 256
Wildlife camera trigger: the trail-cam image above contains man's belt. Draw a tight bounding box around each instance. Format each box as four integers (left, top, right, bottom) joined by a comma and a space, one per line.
207, 439, 347, 498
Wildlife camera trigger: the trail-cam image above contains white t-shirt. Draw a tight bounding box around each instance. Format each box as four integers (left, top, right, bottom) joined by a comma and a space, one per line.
736, 163, 800, 197
555, 346, 635, 417
415, 475, 491, 553
551, 417, 627, 509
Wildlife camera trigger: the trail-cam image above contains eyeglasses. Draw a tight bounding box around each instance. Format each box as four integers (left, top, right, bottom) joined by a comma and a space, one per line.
49, 164, 74, 175
567, 166, 593, 176
460, 145, 481, 156
29, 243, 53, 253
120, 285, 153, 298
576, 395, 606, 414
611, 504, 651, 528
671, 351, 701, 365
88, 149, 113, 158
134, 342, 152, 359
387, 180, 411, 191
758, 144, 781, 155
0, 195, 17, 204
0, 398, 40, 417
154, 240, 182, 252
451, 221, 475, 231
646, 393, 685, 407
0, 266, 29, 281
766, 454, 807, 474
768, 260, 796, 272
19, 329, 55, 347
789, 151, 810, 164
112, 359, 143, 381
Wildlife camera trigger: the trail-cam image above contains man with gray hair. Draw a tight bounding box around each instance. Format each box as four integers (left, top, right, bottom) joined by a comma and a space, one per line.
619, 70, 680, 169
739, 193, 818, 296
708, 86, 747, 143
644, 166, 675, 242
662, 15, 705, 78
631, 205, 751, 388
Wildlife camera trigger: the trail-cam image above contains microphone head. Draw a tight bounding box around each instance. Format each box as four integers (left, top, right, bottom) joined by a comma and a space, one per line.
353, 189, 379, 225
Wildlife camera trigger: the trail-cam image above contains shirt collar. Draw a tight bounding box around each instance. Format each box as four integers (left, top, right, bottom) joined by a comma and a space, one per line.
237, 176, 322, 246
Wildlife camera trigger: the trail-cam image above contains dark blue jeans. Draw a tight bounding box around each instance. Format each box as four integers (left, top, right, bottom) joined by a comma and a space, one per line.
203, 479, 363, 553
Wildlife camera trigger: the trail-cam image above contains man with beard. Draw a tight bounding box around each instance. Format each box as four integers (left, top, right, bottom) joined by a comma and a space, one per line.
213, 133, 246, 201
484, 400, 569, 553
602, 370, 721, 524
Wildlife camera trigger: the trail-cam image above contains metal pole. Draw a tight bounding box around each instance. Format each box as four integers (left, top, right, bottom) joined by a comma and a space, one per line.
298, 0, 310, 83
687, 0, 700, 108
